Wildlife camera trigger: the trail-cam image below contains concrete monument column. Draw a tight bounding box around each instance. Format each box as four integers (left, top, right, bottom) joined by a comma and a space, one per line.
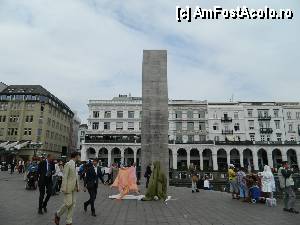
141, 50, 169, 183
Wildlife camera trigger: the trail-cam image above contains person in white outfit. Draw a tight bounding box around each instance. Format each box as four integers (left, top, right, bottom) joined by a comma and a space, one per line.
260, 165, 275, 198
54, 152, 80, 225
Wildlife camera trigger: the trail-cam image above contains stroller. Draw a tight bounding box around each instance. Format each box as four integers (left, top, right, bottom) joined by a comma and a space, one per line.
25, 165, 38, 190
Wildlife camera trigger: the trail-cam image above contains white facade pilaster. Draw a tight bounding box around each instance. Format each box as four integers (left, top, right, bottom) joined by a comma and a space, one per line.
121, 149, 125, 165
80, 143, 87, 161
172, 151, 177, 170
187, 150, 191, 168
134, 150, 137, 163
253, 149, 259, 171
199, 150, 203, 171
212, 154, 218, 171
240, 153, 244, 168
226, 151, 230, 165
282, 150, 288, 162
267, 153, 273, 168
108, 149, 112, 166
297, 153, 300, 169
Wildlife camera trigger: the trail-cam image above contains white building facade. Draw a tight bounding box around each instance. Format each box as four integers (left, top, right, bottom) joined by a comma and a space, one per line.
81, 95, 300, 172
68, 113, 81, 154
77, 124, 88, 151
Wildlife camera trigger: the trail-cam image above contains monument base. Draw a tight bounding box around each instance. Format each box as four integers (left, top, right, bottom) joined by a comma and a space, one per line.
109, 194, 145, 200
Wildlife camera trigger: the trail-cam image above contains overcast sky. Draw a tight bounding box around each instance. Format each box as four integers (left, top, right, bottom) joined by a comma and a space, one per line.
0, 0, 299, 122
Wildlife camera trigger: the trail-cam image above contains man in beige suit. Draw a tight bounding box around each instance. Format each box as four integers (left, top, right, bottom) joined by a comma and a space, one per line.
54, 152, 80, 225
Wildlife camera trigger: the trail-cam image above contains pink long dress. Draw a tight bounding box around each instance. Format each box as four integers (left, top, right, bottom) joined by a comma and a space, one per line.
111, 166, 138, 198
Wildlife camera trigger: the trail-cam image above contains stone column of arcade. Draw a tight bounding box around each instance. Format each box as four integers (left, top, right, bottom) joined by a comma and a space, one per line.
80, 143, 87, 161
141, 50, 169, 188
267, 152, 274, 168
108, 149, 112, 166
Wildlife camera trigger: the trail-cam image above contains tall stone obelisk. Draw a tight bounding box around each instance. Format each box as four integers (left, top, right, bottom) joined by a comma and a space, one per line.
141, 50, 169, 184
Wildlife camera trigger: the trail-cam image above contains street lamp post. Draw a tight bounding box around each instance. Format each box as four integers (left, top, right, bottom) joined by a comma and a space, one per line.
29, 142, 42, 158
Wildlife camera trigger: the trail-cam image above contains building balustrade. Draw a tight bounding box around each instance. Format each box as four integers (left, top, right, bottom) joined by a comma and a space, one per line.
85, 139, 300, 145
258, 115, 272, 120
168, 140, 214, 144
260, 128, 273, 133
85, 134, 141, 143
85, 139, 141, 143
222, 130, 234, 135
215, 140, 253, 145
221, 117, 232, 123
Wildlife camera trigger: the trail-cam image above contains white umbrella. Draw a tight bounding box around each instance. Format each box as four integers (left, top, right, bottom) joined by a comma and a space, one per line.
4, 141, 19, 150
15, 141, 29, 150
0, 141, 9, 148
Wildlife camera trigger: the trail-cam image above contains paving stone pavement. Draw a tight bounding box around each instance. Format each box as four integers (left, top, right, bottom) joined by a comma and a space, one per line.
0, 172, 299, 225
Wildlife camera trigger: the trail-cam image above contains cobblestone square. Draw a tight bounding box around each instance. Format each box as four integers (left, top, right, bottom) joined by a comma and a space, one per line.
0, 172, 299, 225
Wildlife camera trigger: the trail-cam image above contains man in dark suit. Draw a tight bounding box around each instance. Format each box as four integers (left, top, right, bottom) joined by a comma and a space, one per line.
37, 154, 55, 214
98, 160, 105, 184
10, 159, 15, 174
83, 159, 99, 217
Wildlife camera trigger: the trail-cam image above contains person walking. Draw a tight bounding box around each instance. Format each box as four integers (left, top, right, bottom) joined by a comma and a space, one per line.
237, 167, 248, 202
24, 160, 31, 180
190, 165, 199, 193
10, 159, 15, 174
228, 164, 239, 199
37, 154, 55, 214
83, 159, 99, 216
278, 161, 299, 214
56, 161, 64, 192
106, 164, 113, 184
54, 152, 80, 225
18, 159, 24, 174
52, 160, 59, 195
97, 160, 105, 184
144, 164, 152, 189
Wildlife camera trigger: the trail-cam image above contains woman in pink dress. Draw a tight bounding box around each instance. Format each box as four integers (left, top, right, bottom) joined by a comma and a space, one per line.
111, 165, 139, 200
